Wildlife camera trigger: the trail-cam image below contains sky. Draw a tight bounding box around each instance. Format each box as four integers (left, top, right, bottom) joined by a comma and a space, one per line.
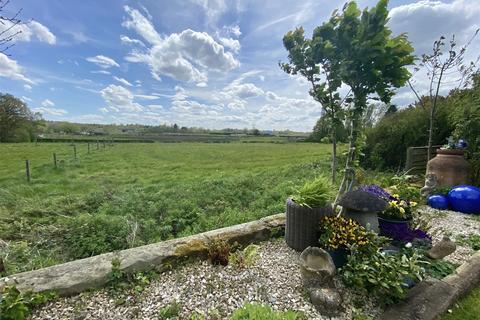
0, 0, 479, 131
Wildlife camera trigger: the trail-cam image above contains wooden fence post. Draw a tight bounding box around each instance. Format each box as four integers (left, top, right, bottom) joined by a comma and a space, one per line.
53, 153, 57, 168
88, 142, 90, 153
73, 145, 77, 160
25, 160, 31, 182
97, 140, 99, 150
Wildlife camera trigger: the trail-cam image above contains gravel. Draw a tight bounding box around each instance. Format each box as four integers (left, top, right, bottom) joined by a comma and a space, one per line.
31, 207, 480, 320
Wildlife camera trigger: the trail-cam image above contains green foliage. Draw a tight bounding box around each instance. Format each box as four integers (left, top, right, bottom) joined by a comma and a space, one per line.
424, 259, 458, 279
456, 234, 480, 251
363, 103, 453, 170
229, 303, 306, 320
228, 244, 260, 268
0, 286, 57, 320
291, 175, 334, 208
158, 300, 181, 319
341, 249, 425, 305
207, 239, 231, 266
308, 116, 348, 143
0, 93, 43, 143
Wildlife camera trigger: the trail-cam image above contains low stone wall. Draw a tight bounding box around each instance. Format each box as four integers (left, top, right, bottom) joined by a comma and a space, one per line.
0, 214, 285, 296
380, 251, 480, 320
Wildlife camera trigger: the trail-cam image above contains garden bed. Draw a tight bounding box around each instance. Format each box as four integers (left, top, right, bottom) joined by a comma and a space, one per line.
29, 206, 480, 320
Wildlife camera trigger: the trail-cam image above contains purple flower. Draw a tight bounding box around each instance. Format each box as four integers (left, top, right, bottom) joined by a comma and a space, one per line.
358, 184, 394, 201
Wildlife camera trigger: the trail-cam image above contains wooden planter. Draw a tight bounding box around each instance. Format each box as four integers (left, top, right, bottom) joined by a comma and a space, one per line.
285, 198, 333, 251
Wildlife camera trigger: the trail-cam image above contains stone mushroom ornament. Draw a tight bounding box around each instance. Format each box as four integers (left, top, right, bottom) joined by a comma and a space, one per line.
339, 190, 388, 232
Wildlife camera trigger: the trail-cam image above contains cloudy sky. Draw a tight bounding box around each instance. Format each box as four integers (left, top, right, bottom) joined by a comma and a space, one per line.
0, 0, 479, 131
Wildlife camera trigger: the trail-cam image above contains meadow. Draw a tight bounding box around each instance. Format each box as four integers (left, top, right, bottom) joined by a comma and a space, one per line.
0, 141, 341, 275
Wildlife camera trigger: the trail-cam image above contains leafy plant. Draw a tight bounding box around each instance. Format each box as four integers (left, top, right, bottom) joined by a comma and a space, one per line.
230, 303, 306, 320
158, 300, 181, 319
318, 216, 376, 251
456, 234, 480, 251
207, 239, 231, 266
291, 175, 334, 208
228, 244, 260, 268
0, 286, 57, 320
341, 248, 426, 305
424, 259, 458, 279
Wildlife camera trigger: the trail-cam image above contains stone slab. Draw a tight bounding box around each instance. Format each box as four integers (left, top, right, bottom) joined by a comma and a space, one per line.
0, 214, 285, 296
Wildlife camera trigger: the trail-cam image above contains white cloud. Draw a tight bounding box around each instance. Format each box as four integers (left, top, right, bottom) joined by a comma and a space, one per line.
91, 70, 111, 75
217, 36, 241, 53
0, 20, 56, 44
389, 0, 480, 55
223, 25, 241, 38
191, 0, 227, 27
86, 55, 120, 69
113, 76, 133, 86
147, 104, 164, 110
134, 94, 160, 100
100, 84, 143, 112
99, 107, 109, 114
21, 96, 32, 103
33, 107, 68, 116
41, 99, 55, 107
0, 53, 34, 84
123, 6, 239, 84
120, 35, 146, 47
24, 84, 32, 91
122, 5, 162, 45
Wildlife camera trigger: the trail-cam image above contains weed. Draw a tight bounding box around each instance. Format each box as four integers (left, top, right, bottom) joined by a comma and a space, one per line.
456, 234, 480, 251
207, 239, 231, 266
0, 285, 57, 320
228, 244, 260, 268
158, 300, 181, 319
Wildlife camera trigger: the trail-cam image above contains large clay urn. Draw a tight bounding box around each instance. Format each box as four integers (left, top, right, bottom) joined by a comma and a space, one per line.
426, 149, 471, 187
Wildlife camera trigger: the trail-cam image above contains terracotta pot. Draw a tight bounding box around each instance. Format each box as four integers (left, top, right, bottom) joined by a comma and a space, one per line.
426, 149, 471, 187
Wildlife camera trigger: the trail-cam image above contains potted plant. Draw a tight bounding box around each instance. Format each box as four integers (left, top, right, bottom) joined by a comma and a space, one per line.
318, 216, 372, 268
378, 195, 418, 241
285, 176, 334, 251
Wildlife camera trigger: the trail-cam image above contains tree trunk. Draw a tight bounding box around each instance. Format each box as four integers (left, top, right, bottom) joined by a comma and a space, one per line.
427, 108, 434, 162
332, 132, 337, 184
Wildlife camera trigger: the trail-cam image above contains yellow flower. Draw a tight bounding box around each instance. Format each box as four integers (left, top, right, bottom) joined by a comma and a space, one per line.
410, 201, 417, 207
399, 207, 405, 214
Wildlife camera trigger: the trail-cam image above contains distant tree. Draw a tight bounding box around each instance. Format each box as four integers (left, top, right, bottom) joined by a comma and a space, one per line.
0, 93, 41, 142
408, 30, 479, 161
0, 0, 24, 55
310, 115, 348, 143
252, 128, 260, 136
173, 123, 178, 131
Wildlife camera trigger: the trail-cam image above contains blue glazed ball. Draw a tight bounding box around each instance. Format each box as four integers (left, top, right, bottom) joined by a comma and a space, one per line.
427, 194, 450, 210
448, 185, 480, 214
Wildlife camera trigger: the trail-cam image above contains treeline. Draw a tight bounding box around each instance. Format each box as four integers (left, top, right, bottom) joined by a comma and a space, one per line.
362, 73, 480, 176
0, 94, 45, 142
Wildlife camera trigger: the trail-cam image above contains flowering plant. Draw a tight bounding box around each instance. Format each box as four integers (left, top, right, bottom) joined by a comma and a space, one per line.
318, 216, 371, 250
381, 194, 417, 220
358, 184, 394, 201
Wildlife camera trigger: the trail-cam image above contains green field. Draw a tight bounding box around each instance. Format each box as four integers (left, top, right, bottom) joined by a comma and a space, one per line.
0, 142, 337, 275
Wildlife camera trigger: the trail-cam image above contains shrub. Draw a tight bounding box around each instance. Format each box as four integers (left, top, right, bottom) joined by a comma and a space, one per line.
363, 103, 453, 170
158, 300, 181, 319
0, 286, 57, 320
318, 216, 373, 251
63, 214, 131, 259
341, 248, 425, 305
291, 176, 334, 208
230, 303, 306, 320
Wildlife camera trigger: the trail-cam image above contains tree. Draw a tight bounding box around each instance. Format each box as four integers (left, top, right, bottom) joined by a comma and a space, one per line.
0, 93, 40, 142
309, 115, 348, 143
281, 26, 346, 183
408, 31, 479, 161
0, 0, 23, 55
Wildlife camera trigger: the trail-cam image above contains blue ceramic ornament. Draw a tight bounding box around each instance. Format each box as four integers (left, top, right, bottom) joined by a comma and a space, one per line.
448, 185, 480, 214
428, 194, 450, 210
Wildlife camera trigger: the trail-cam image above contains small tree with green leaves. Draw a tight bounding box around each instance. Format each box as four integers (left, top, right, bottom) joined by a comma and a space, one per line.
408, 31, 479, 161
281, 26, 345, 183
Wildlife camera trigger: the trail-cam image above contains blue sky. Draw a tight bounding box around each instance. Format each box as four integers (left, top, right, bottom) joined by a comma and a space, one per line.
0, 0, 479, 131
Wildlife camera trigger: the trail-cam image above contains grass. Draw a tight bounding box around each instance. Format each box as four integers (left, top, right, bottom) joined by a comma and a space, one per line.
441, 286, 480, 320
0, 142, 339, 275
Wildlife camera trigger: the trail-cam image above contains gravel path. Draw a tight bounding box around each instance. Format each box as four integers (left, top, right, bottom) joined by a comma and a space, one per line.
32, 207, 480, 320
418, 206, 480, 265
32, 238, 378, 320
